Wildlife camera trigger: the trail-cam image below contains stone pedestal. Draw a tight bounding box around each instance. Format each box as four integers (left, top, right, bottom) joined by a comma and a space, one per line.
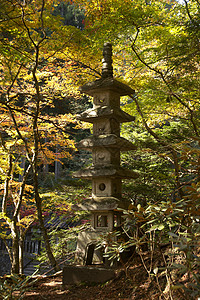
63, 265, 116, 285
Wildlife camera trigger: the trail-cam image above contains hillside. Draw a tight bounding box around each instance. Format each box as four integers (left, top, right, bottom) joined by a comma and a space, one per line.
14, 254, 187, 300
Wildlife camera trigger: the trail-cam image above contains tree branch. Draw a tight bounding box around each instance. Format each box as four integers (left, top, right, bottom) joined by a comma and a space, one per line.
2, 238, 13, 264
6, 64, 24, 101
13, 163, 32, 220
184, 0, 193, 22
130, 44, 199, 136
4, 102, 32, 162
2, 154, 12, 214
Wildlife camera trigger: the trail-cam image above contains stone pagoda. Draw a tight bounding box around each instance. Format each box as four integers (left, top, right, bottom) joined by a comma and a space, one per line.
74, 43, 137, 265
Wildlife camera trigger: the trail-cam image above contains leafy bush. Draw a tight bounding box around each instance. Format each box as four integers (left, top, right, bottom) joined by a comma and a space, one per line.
101, 183, 200, 299
0, 272, 39, 300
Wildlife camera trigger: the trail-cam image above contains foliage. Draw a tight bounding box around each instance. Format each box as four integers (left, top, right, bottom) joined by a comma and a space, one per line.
52, 0, 85, 29
121, 124, 174, 205
36, 182, 91, 266
38, 223, 90, 267
0, 0, 93, 274
75, 0, 200, 135
100, 177, 200, 299
0, 272, 39, 300
40, 180, 91, 212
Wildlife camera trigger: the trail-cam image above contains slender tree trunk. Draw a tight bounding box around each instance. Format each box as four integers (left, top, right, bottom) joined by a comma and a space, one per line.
43, 162, 49, 176
31, 52, 59, 272
11, 222, 19, 274
25, 3, 60, 271
19, 229, 24, 274
43, 136, 49, 176
33, 169, 60, 271
19, 156, 26, 182
2, 154, 20, 274
3, 239, 13, 266
18, 159, 25, 275
197, 142, 200, 182
55, 145, 61, 181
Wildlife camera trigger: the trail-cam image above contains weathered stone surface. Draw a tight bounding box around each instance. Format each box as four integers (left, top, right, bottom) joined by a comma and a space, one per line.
77, 106, 135, 123
72, 196, 130, 211
93, 118, 120, 136
75, 230, 104, 264
93, 90, 120, 108
92, 177, 122, 198
101, 42, 113, 78
63, 265, 116, 285
92, 148, 120, 166
74, 165, 138, 179
77, 134, 136, 151
72, 196, 120, 211
79, 77, 135, 96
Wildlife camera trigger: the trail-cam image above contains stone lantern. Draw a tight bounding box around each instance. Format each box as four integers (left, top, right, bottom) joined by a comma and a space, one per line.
74, 43, 137, 265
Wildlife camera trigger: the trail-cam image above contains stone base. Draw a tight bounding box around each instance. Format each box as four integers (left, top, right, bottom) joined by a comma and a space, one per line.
76, 231, 104, 265
63, 265, 116, 285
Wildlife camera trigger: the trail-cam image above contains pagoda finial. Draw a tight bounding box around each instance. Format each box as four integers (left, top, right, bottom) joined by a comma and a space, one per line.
102, 42, 113, 78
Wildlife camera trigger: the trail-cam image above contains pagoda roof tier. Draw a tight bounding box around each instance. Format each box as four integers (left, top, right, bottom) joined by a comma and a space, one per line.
77, 134, 136, 151
79, 77, 135, 96
72, 196, 130, 211
73, 165, 138, 179
77, 106, 135, 123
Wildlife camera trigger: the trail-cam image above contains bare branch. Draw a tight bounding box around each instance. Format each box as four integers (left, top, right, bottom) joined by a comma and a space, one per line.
20, 5, 36, 48
39, 0, 46, 43
4, 102, 32, 162
2, 238, 13, 263
2, 154, 12, 214
6, 64, 24, 99
13, 163, 32, 220
0, 39, 34, 62
184, 0, 193, 22
131, 27, 140, 46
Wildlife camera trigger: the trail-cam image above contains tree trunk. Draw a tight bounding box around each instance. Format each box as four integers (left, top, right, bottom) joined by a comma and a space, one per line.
19, 156, 26, 182
55, 146, 61, 182
19, 232, 24, 275
32, 129, 60, 271
31, 37, 59, 272
43, 163, 49, 176
43, 136, 49, 176
34, 189, 60, 271
32, 122, 60, 271
11, 223, 19, 274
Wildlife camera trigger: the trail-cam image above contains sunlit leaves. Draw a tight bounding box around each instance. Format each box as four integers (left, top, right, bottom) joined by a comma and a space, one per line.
74, 0, 200, 136
0, 0, 91, 273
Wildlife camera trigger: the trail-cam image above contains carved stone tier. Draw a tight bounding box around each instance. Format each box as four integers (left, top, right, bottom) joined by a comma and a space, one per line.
73, 196, 129, 211
77, 106, 135, 123
74, 165, 138, 179
79, 77, 135, 97
77, 134, 136, 151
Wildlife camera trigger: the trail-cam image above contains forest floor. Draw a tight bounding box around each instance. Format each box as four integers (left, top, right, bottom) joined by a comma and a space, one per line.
15, 254, 186, 300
